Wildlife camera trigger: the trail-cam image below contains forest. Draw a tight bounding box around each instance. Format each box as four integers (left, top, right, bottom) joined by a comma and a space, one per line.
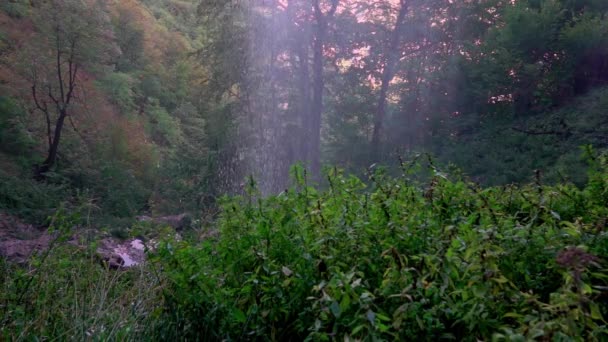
0, 0, 607, 340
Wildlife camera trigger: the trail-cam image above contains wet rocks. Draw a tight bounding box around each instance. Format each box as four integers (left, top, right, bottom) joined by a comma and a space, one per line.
96, 238, 146, 269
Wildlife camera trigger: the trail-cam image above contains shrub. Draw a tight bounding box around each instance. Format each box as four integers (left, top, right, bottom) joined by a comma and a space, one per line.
0, 96, 35, 157
0, 170, 68, 223
153, 161, 608, 340
96, 72, 137, 114
0, 1, 29, 18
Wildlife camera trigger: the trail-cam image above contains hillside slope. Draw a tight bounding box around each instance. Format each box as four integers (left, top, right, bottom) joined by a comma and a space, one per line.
437, 86, 608, 186
0, 0, 214, 224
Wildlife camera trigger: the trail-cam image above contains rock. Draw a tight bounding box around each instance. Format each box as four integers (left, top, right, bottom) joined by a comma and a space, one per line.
98, 253, 125, 270
135, 215, 153, 222
96, 237, 146, 269
0, 233, 52, 263
159, 213, 191, 231
137, 213, 191, 231
0, 212, 52, 263
0, 212, 152, 269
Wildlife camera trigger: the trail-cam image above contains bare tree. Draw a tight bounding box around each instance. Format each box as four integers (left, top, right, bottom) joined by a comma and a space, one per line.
27, 0, 115, 179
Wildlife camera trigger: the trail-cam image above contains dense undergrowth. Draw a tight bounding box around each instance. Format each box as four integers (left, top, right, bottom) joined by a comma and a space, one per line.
156, 152, 608, 340
2, 153, 608, 340
436, 87, 608, 187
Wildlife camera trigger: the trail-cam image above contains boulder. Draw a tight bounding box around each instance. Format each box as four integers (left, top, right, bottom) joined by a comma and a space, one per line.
136, 213, 191, 231
0, 212, 52, 263
96, 237, 146, 269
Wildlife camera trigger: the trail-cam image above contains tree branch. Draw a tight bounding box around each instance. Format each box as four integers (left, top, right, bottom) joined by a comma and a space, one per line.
55, 31, 65, 104
46, 84, 60, 107
32, 84, 53, 148
64, 39, 79, 107
31, 84, 47, 113
312, 0, 339, 18
65, 63, 78, 107
511, 126, 569, 136
68, 114, 87, 143
328, 0, 339, 17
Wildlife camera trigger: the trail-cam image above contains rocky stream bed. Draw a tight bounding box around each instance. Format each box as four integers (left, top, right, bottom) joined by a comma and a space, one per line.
0, 212, 188, 269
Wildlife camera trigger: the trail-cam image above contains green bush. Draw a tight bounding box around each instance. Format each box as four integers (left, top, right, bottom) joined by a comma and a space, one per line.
153, 160, 608, 340
0, 170, 68, 223
146, 103, 182, 147
96, 72, 137, 114
0, 1, 29, 18
0, 96, 35, 157
96, 163, 150, 218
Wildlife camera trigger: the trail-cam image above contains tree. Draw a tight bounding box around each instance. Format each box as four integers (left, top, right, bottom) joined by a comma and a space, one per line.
310, 0, 339, 177
113, 6, 145, 72
370, 0, 409, 159
26, 0, 116, 179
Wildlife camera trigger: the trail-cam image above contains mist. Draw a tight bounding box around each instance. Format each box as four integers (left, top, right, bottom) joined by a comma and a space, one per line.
215, 0, 608, 194
1, 0, 608, 339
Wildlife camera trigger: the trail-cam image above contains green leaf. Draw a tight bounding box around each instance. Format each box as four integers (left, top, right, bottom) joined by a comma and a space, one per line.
492, 276, 509, 284
376, 313, 390, 322
351, 325, 365, 336
340, 294, 351, 312
590, 303, 603, 321
330, 301, 341, 318
233, 309, 246, 323
366, 310, 376, 326
503, 312, 523, 318
582, 282, 593, 295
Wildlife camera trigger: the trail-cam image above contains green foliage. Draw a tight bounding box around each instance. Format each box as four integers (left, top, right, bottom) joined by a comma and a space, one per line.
30, 0, 118, 71
153, 102, 213, 213
1, 0, 220, 221
140, 0, 199, 38
139, 73, 161, 96
471, 0, 608, 115
113, 8, 146, 72
0, 0, 29, 18
97, 163, 150, 218
326, 73, 375, 170
153, 161, 608, 340
436, 86, 608, 186
0, 96, 34, 157
0, 170, 68, 223
96, 72, 136, 114
146, 102, 182, 147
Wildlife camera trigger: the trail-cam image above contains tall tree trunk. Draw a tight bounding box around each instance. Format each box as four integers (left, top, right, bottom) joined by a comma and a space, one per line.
310, 0, 338, 178
36, 109, 68, 178
310, 17, 325, 177
295, 41, 311, 165
371, 0, 408, 159
286, 1, 311, 167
